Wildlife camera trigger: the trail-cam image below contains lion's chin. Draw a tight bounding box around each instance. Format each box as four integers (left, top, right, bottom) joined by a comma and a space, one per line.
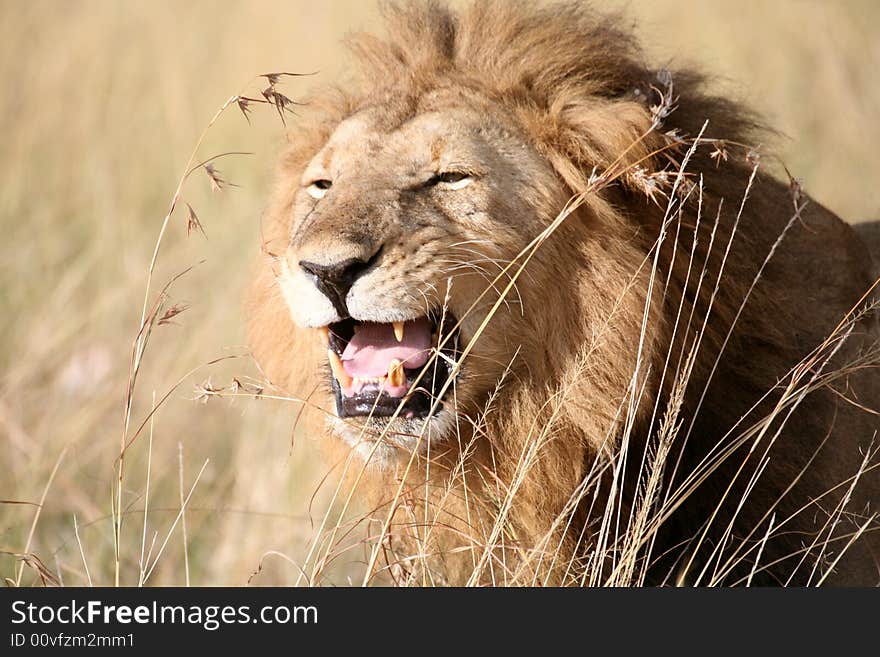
328, 410, 457, 469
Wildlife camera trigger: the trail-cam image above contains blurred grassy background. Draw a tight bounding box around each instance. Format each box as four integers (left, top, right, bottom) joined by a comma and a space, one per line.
1, 0, 878, 586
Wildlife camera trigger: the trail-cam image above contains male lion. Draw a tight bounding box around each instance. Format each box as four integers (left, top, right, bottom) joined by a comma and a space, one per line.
247, 1, 880, 585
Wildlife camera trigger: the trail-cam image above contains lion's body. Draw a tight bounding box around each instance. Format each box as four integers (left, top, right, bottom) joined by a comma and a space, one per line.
248, 1, 880, 585
854, 221, 880, 282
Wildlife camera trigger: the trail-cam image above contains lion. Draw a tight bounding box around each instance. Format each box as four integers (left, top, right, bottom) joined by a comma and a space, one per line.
247, 0, 880, 586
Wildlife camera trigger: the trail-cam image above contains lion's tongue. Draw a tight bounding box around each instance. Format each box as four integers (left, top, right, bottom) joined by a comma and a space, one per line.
340, 318, 432, 378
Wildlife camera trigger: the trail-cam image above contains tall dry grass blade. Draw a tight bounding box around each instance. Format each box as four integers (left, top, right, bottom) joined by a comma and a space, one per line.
73, 514, 92, 587
142, 458, 209, 585
178, 441, 190, 587
138, 391, 156, 586
14, 446, 67, 587
746, 513, 775, 587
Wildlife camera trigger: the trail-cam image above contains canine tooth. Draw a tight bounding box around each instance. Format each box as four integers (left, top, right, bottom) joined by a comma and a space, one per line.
393, 321, 405, 342
387, 358, 405, 387
319, 326, 329, 344
328, 350, 352, 389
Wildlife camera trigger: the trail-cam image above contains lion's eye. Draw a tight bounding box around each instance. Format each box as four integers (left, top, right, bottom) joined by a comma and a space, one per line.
427, 171, 474, 190
306, 179, 332, 199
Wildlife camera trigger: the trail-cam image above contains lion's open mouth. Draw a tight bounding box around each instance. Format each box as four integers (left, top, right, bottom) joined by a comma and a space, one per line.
322, 313, 461, 419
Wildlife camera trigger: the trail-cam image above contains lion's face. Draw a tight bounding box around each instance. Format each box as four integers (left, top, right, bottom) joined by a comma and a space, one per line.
278, 101, 564, 460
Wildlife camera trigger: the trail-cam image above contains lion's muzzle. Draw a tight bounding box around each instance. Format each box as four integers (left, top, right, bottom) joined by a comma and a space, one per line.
299, 254, 379, 318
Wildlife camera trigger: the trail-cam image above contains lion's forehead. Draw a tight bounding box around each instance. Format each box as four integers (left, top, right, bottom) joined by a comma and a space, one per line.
312, 108, 493, 178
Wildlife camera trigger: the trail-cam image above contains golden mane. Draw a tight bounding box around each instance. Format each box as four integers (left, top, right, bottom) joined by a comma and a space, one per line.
248, 1, 880, 585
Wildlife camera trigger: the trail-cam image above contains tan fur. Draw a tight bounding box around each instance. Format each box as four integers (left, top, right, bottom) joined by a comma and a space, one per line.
247, 1, 880, 585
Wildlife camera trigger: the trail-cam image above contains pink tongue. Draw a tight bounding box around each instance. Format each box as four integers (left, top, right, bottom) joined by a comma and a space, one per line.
341, 318, 432, 378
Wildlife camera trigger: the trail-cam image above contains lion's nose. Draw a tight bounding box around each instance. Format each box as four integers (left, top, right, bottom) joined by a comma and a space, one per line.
299, 255, 376, 317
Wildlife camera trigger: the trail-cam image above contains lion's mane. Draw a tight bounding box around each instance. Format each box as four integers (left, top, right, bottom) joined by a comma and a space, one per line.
248, 1, 880, 585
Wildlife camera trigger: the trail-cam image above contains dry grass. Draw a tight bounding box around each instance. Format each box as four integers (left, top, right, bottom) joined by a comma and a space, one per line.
1, 0, 879, 587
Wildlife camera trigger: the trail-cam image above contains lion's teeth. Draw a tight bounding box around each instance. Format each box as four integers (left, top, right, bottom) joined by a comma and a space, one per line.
353, 376, 384, 386
327, 350, 352, 389
319, 326, 329, 344
387, 358, 405, 387
393, 321, 404, 342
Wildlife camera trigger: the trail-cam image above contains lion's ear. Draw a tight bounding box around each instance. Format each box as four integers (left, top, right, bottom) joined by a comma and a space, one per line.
563, 100, 671, 197
521, 97, 667, 196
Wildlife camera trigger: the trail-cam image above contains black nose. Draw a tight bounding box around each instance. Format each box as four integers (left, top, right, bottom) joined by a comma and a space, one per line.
299, 256, 373, 317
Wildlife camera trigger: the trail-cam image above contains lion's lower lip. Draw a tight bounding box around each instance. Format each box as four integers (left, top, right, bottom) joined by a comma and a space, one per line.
332, 385, 436, 419
322, 313, 460, 419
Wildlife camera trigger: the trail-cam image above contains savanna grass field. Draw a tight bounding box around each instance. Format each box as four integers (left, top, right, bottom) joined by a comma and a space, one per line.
2, 0, 879, 587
